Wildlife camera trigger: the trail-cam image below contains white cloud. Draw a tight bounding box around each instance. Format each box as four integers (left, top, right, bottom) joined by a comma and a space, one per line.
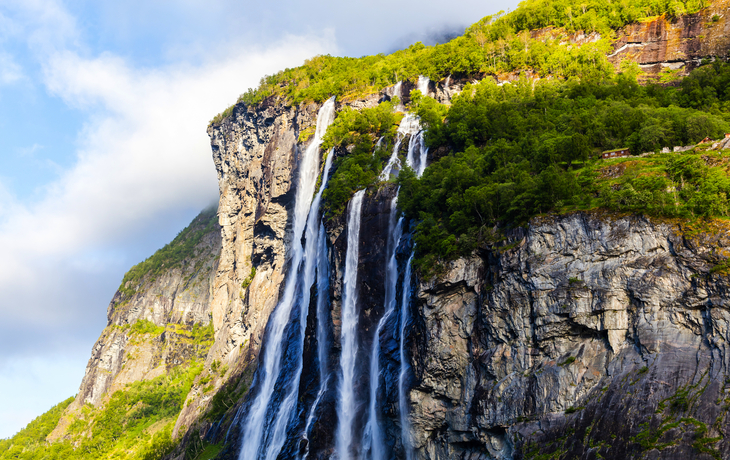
0, 21, 335, 437
0, 31, 336, 334
0, 51, 23, 84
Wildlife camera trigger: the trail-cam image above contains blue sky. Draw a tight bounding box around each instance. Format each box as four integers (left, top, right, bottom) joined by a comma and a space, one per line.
0, 0, 519, 439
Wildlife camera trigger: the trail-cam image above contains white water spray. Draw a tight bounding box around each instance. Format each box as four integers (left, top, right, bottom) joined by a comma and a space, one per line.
416, 76, 430, 96
380, 113, 421, 180
265, 147, 335, 460
300, 222, 333, 460
238, 97, 336, 460
362, 194, 403, 460
398, 253, 415, 460
335, 189, 366, 460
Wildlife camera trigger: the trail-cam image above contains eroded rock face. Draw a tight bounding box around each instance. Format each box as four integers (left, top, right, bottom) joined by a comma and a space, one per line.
408, 213, 730, 459
48, 211, 221, 441
609, 1, 730, 76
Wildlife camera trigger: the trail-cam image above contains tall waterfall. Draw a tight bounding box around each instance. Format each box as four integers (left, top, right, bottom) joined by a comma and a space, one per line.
335, 189, 366, 460
416, 76, 430, 96
264, 147, 335, 460
405, 129, 429, 178
362, 195, 403, 460
398, 253, 415, 460
238, 97, 336, 460
380, 113, 421, 181
363, 84, 431, 458
300, 222, 332, 460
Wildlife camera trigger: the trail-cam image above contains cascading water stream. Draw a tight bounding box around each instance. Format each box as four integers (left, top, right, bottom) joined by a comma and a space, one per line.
362, 81, 431, 459
362, 195, 403, 460
335, 189, 366, 460
300, 222, 333, 460
238, 97, 336, 460
264, 147, 335, 460
398, 253, 415, 460
380, 113, 421, 181
416, 76, 430, 96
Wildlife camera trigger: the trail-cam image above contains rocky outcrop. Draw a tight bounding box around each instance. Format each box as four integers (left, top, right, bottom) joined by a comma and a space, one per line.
408, 213, 730, 459
43, 5, 730, 454
609, 0, 730, 76
49, 210, 221, 440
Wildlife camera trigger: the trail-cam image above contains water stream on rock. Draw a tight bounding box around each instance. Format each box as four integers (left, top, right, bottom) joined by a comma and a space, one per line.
398, 253, 415, 460
300, 222, 333, 460
362, 195, 403, 460
335, 189, 366, 460
265, 147, 335, 460
364, 87, 429, 458
238, 81, 431, 460
238, 97, 335, 460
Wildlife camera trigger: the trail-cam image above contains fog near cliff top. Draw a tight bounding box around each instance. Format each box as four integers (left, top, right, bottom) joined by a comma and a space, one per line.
0, 0, 518, 438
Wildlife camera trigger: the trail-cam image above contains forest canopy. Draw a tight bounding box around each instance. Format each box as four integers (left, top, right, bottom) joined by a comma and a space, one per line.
396, 61, 730, 273
208, 0, 709, 120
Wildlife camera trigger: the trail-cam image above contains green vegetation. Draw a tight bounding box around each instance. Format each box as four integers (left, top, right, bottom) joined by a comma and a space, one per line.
207, 0, 708, 123
0, 364, 202, 460
559, 356, 577, 366
130, 319, 166, 336
633, 372, 724, 458
119, 208, 218, 297
0, 398, 74, 456
398, 62, 730, 274
0, 320, 217, 460
321, 99, 404, 216
204, 375, 248, 423
241, 266, 257, 290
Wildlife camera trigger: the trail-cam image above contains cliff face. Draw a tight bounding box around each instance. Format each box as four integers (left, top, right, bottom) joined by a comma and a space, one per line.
609, 0, 730, 76
409, 213, 730, 459
49, 210, 221, 440
43, 7, 730, 458
188, 71, 730, 460
172, 99, 312, 436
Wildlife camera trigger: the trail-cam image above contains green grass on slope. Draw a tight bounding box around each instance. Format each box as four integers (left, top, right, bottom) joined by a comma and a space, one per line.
210, 0, 710, 123
0, 364, 202, 460
0, 322, 217, 460
118, 207, 218, 297
0, 397, 74, 456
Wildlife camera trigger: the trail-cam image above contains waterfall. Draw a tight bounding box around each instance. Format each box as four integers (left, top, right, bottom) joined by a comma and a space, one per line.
335, 189, 366, 460
416, 76, 430, 96
385, 81, 404, 111
394, 120, 429, 460
380, 113, 421, 181
264, 147, 335, 460
238, 97, 336, 460
398, 253, 415, 460
405, 131, 429, 178
362, 195, 403, 460
300, 222, 332, 460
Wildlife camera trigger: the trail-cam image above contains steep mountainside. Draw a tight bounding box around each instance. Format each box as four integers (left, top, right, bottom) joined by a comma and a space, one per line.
410, 214, 730, 459
7, 2, 730, 460
47, 209, 222, 446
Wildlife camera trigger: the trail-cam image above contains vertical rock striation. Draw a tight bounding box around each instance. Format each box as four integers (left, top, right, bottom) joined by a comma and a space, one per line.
408, 213, 730, 459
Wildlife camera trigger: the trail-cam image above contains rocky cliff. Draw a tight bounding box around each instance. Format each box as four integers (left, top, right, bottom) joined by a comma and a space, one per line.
609, 0, 730, 76
194, 83, 730, 460
48, 209, 221, 441
409, 213, 730, 459
40, 5, 730, 459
